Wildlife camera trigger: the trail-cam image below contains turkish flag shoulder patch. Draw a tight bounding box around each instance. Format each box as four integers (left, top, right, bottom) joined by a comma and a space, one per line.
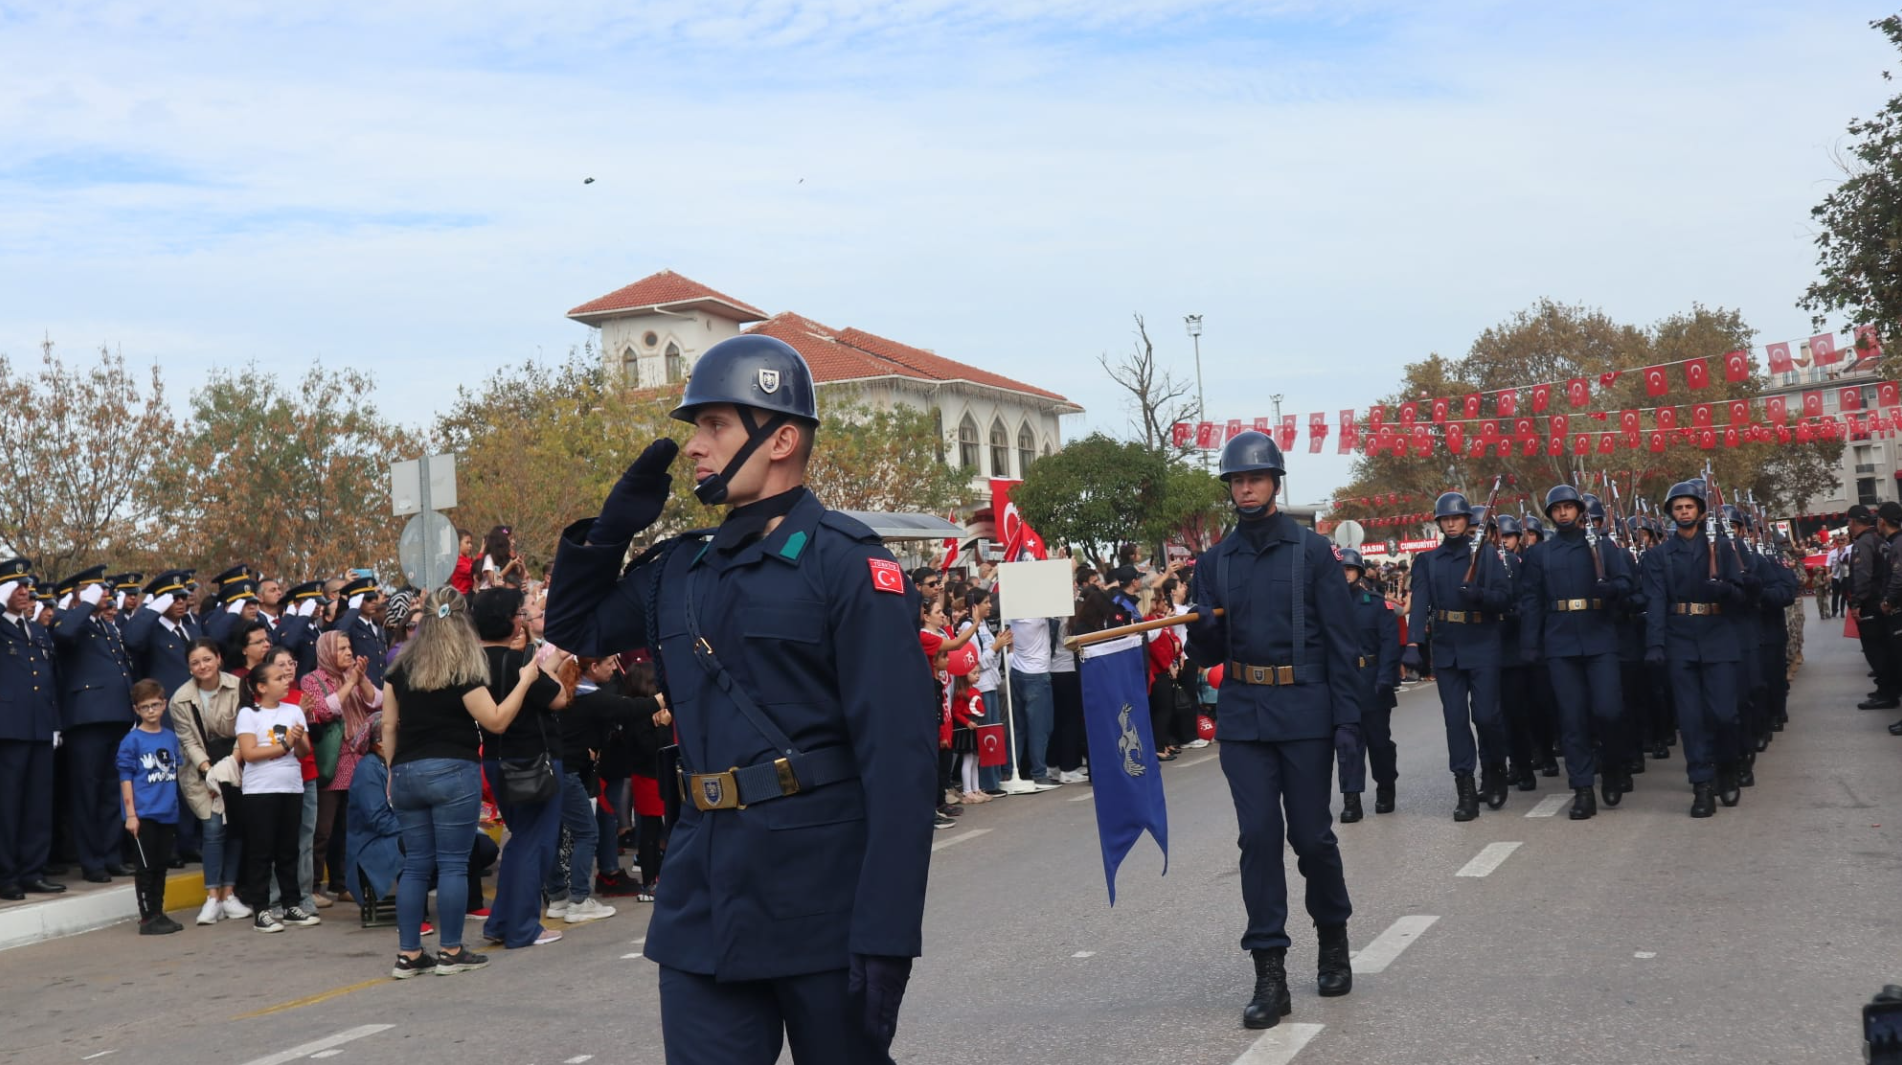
869, 558, 905, 594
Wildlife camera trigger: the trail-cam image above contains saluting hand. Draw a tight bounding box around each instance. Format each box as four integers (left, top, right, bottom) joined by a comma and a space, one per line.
590, 438, 680, 545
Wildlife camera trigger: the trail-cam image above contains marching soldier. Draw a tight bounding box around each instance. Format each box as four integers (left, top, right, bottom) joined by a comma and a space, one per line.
51, 566, 137, 881
1405, 491, 1512, 820
1184, 430, 1358, 1029
1335, 548, 1398, 823
542, 334, 938, 1064
1742, 510, 1799, 754
1518, 486, 1633, 819
1641, 481, 1748, 817
1493, 514, 1540, 792
0, 561, 65, 900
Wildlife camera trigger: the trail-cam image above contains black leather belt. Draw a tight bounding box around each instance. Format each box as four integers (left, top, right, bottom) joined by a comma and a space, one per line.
678, 745, 858, 812
1672, 603, 1723, 616
1551, 598, 1604, 611
1435, 609, 1489, 623
1227, 661, 1325, 686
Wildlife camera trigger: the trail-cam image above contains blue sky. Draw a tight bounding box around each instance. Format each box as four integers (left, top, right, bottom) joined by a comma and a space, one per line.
1, 1, 1894, 503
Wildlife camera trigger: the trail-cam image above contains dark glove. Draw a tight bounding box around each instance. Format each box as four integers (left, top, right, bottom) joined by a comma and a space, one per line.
587, 438, 679, 545
1401, 644, 1423, 671
1375, 683, 1395, 703
848, 953, 913, 1051
1520, 646, 1539, 664
1709, 578, 1742, 605
1186, 602, 1221, 641
1592, 579, 1613, 596
1459, 583, 1484, 607
1644, 647, 1665, 667
1332, 723, 1362, 761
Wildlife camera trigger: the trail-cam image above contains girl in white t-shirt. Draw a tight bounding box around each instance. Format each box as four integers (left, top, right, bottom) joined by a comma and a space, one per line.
235, 666, 317, 933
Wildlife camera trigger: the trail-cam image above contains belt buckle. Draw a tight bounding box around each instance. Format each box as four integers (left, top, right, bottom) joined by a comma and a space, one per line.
690, 769, 744, 812
1250, 666, 1267, 685
774, 757, 800, 797
1275, 666, 1294, 685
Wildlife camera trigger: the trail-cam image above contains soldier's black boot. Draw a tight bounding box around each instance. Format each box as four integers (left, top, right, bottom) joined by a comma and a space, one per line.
1717, 762, 1741, 807
1339, 793, 1363, 824
1690, 781, 1716, 818
1512, 761, 1537, 791
1243, 948, 1292, 1029
1651, 739, 1671, 760
1481, 762, 1508, 809
1373, 784, 1395, 814
1738, 752, 1756, 788
1568, 786, 1596, 820
1600, 770, 1624, 808
1316, 924, 1352, 997
1453, 773, 1479, 822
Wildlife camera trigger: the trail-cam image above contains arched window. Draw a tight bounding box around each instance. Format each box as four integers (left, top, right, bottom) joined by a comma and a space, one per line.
990, 418, 1010, 476
621, 346, 639, 387
958, 414, 980, 468
1041, 439, 1052, 459
664, 343, 685, 384
1017, 423, 1036, 473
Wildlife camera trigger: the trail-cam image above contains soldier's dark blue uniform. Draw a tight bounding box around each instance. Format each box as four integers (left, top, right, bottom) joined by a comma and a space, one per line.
282, 582, 328, 678
1406, 492, 1512, 818
1183, 431, 1356, 1030
0, 560, 64, 898
51, 567, 136, 878
1518, 486, 1634, 819
332, 577, 388, 688
542, 335, 937, 1065
1332, 549, 1398, 820
1641, 482, 1747, 817
122, 570, 204, 701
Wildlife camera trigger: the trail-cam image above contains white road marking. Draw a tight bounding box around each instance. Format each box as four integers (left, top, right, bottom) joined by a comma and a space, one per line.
1455, 842, 1522, 878
931, 828, 992, 852
310, 1053, 342, 1060
1350, 915, 1439, 974
621, 952, 644, 959
1232, 1022, 1325, 1064
1525, 794, 1569, 818
235, 1024, 395, 1065
565, 1056, 595, 1063
1068, 791, 1094, 802
1177, 754, 1217, 768
1071, 951, 1096, 958
628, 937, 645, 947
1635, 951, 1657, 959
81, 1053, 116, 1061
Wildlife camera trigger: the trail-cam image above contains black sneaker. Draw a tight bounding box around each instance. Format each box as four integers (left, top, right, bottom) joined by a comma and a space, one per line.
435, 947, 490, 974
280, 906, 322, 927
254, 911, 285, 933
932, 813, 957, 829
982, 788, 1008, 798
391, 952, 438, 979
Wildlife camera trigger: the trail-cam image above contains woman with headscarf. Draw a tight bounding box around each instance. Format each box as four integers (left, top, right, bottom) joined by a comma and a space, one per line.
301, 629, 383, 905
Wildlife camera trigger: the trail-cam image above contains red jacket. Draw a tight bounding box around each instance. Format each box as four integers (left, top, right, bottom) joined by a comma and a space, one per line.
1145, 619, 1183, 685
450, 555, 475, 595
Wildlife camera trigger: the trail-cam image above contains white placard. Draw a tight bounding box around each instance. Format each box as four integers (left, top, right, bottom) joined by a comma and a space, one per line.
995, 558, 1076, 619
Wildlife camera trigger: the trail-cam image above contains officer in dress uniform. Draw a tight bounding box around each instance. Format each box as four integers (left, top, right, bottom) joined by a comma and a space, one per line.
256, 576, 316, 675
106, 573, 143, 627
1641, 481, 1748, 818
541, 334, 937, 1065
1518, 485, 1634, 820
1492, 514, 1540, 792
51, 566, 137, 880
1405, 491, 1513, 820
0, 561, 66, 900
1334, 548, 1398, 823
122, 570, 201, 699
1184, 430, 1357, 1030
331, 577, 388, 687
283, 581, 327, 678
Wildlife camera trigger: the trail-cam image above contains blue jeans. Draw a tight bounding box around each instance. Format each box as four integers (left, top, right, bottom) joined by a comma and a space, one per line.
594, 777, 624, 876
483, 759, 564, 948
269, 778, 318, 912
543, 772, 600, 903
391, 758, 482, 952
977, 690, 1004, 791
200, 810, 242, 889
1009, 670, 1054, 780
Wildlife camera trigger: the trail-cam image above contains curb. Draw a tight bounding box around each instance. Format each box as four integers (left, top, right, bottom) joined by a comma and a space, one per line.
0, 869, 206, 953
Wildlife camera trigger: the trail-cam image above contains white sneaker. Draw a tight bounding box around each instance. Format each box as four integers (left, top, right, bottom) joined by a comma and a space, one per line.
562, 897, 617, 924
1058, 770, 1086, 784
221, 896, 253, 920
545, 898, 571, 918
1185, 739, 1210, 749
196, 898, 223, 926
533, 927, 564, 946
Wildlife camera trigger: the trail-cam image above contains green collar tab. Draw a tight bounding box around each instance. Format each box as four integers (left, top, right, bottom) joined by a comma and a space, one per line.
780, 530, 809, 561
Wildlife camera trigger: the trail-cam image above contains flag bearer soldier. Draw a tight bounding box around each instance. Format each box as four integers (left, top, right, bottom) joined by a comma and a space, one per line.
0, 561, 65, 900
1333, 548, 1398, 824
543, 334, 938, 1064
1184, 430, 1358, 1029
1404, 491, 1513, 820
52, 566, 137, 881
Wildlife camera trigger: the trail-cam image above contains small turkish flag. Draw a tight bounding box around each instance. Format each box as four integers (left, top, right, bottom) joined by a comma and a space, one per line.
1253, 416, 1271, 433
1619, 409, 1640, 432
1684, 358, 1711, 389
1599, 370, 1621, 389
1369, 404, 1386, 427
1766, 342, 1794, 374
1497, 391, 1517, 417
1446, 424, 1464, 453
1338, 420, 1358, 454
1692, 403, 1713, 427
1514, 416, 1535, 438
1195, 421, 1217, 448
1643, 366, 1669, 396
1171, 422, 1191, 448
1724, 427, 1740, 449
1480, 419, 1500, 442
1412, 427, 1432, 457
1856, 325, 1883, 358
1566, 378, 1591, 407
1572, 433, 1590, 455
1277, 415, 1297, 451
1532, 383, 1552, 412
1399, 402, 1417, 428
1802, 391, 1824, 418
1766, 396, 1787, 424
1698, 428, 1716, 450
1723, 350, 1750, 382
1549, 413, 1569, 439
1656, 407, 1678, 429
1597, 432, 1615, 454
1522, 436, 1540, 457
1811, 333, 1841, 365
1648, 430, 1666, 452
1728, 399, 1750, 425
1841, 386, 1864, 411
1462, 393, 1481, 418
1882, 382, 1900, 408
1623, 430, 1641, 450
1796, 424, 1813, 443
868, 558, 905, 594
1546, 435, 1565, 456
1431, 397, 1450, 424
1777, 426, 1792, 444
1225, 418, 1244, 442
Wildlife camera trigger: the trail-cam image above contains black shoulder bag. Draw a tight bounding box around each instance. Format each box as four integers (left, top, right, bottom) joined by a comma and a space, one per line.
496, 649, 559, 805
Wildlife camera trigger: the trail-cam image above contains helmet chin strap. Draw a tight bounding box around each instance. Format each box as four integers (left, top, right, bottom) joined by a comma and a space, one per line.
694, 408, 792, 506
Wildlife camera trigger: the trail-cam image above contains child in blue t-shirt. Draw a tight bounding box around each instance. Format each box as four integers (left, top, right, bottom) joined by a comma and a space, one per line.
118, 679, 183, 935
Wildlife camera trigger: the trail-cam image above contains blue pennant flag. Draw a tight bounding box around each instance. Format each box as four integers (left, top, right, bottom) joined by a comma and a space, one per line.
1077, 634, 1169, 904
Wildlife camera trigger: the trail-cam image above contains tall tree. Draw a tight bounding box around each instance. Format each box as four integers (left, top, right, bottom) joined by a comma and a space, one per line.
1013, 433, 1226, 561
807, 395, 973, 514
1802, 14, 1902, 343
1100, 314, 1199, 452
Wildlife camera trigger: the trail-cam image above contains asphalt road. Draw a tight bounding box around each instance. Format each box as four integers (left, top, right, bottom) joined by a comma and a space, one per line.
2, 609, 1896, 1065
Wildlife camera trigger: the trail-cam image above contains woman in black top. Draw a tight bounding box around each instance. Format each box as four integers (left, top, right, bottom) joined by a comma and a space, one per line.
470, 588, 571, 949
544, 656, 661, 920
380, 586, 544, 979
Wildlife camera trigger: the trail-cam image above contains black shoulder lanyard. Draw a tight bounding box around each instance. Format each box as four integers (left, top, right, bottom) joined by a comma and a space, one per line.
682, 556, 802, 768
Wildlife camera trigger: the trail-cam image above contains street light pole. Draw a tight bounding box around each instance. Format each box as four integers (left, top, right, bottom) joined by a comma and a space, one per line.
1185, 315, 1205, 468
1272, 392, 1285, 504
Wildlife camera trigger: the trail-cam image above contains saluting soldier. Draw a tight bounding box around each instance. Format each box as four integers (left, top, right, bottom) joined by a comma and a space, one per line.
1334, 547, 1399, 823
0, 560, 66, 900
1185, 430, 1358, 1030
282, 581, 327, 677
122, 570, 201, 699
107, 573, 144, 627
203, 570, 261, 646
51, 566, 137, 881
542, 335, 938, 1065
1405, 491, 1513, 820
332, 577, 389, 687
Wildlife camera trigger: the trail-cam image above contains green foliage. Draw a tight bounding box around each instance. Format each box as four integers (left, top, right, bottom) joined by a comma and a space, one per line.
1802, 15, 1902, 339
808, 393, 974, 514
1013, 433, 1227, 559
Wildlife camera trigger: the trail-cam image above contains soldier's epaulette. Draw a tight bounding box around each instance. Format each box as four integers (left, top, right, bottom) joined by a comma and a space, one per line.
819, 510, 883, 544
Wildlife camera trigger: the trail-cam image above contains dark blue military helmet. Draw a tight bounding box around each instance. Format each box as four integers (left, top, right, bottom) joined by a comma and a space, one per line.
1217, 430, 1285, 482
670, 334, 819, 425
1543, 484, 1583, 518
1434, 491, 1472, 520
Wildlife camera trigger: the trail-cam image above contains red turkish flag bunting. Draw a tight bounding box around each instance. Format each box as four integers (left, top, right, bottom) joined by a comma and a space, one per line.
1399, 402, 1417, 427
1728, 399, 1750, 425
1692, 403, 1712, 427
1596, 432, 1616, 454
1497, 391, 1516, 417
1882, 382, 1900, 408
1430, 397, 1450, 423
1648, 430, 1666, 452
1226, 418, 1244, 442
1531, 383, 1552, 412
1765, 396, 1786, 425
1684, 358, 1711, 389
1643, 365, 1669, 396
1522, 437, 1540, 457
1253, 416, 1271, 433
1195, 421, 1217, 448
1623, 430, 1641, 450
1172, 421, 1192, 448
1656, 407, 1678, 429
1723, 350, 1750, 382
1462, 393, 1482, 418
1308, 413, 1327, 453
1841, 386, 1864, 411
1811, 333, 1841, 366
1571, 433, 1590, 455
1778, 426, 1793, 444
1766, 342, 1794, 374
1724, 426, 1740, 449
1277, 415, 1296, 451
1514, 416, 1535, 438
1698, 428, 1716, 449
1857, 325, 1883, 358
1566, 378, 1591, 407
1368, 405, 1385, 428
1338, 414, 1358, 454
1796, 423, 1814, 443
1480, 419, 1501, 442
1412, 426, 1431, 457
1618, 409, 1640, 432
1802, 391, 1824, 418
1546, 435, 1564, 456
1446, 424, 1465, 453
1549, 413, 1569, 439
1599, 370, 1621, 389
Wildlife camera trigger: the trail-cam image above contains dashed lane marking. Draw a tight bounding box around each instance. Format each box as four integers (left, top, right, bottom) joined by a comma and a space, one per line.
565, 1056, 596, 1063
1525, 794, 1569, 818
235, 1024, 395, 1065
622, 953, 644, 960
1455, 842, 1522, 878
1232, 1022, 1325, 1064
80, 1053, 115, 1061
1635, 951, 1657, 959
931, 828, 992, 852
1350, 915, 1439, 974
1072, 951, 1096, 958
310, 1053, 342, 1060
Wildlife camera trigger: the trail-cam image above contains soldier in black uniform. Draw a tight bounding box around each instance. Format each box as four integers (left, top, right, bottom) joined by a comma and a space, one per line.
51, 566, 137, 881
1492, 514, 1540, 792
1334, 548, 1398, 823
542, 335, 938, 1065
0, 560, 66, 900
